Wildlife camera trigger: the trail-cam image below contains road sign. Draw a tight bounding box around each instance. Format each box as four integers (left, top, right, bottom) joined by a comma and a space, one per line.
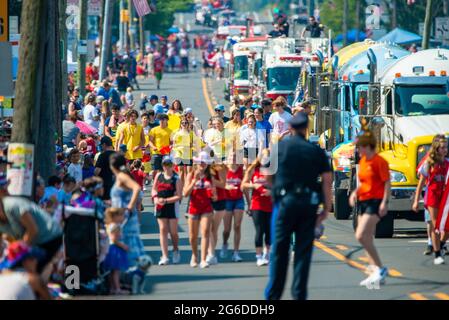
0, 43, 13, 97
435, 17, 449, 41
0, 1, 8, 42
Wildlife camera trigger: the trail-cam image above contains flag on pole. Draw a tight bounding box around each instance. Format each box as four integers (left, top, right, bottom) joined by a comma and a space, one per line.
133, 0, 152, 17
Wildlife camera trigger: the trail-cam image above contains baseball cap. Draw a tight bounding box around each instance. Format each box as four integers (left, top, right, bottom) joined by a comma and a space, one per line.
162, 156, 174, 165
184, 108, 193, 115
149, 95, 159, 101
153, 104, 165, 115
161, 95, 168, 100
100, 136, 113, 147
215, 104, 225, 112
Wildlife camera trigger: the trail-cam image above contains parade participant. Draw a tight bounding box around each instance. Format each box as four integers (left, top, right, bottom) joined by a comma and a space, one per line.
105, 104, 122, 146
183, 152, 216, 268
268, 24, 283, 38
130, 159, 146, 220
115, 69, 131, 95
149, 114, 173, 177
67, 148, 83, 185
242, 149, 273, 267
269, 97, 292, 144
140, 112, 153, 188
0, 242, 52, 300
206, 162, 227, 265
301, 16, 324, 39
154, 54, 165, 90
147, 110, 160, 129
266, 113, 332, 300
110, 154, 145, 267
168, 99, 183, 132
116, 110, 145, 162
221, 153, 245, 262
224, 109, 243, 160
240, 114, 265, 168
152, 156, 182, 266
214, 105, 230, 123
413, 134, 449, 265
254, 107, 272, 149
204, 117, 226, 163
349, 123, 391, 284
160, 95, 170, 113
83, 94, 101, 131
240, 97, 254, 120
95, 136, 116, 202
149, 95, 159, 109
261, 99, 273, 122
103, 208, 130, 295
172, 117, 199, 184
125, 87, 135, 107
62, 115, 81, 149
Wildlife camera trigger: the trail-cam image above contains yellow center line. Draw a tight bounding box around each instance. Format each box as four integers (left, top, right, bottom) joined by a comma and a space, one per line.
409, 293, 428, 300
201, 78, 214, 116
388, 269, 403, 277
435, 293, 449, 300
314, 241, 367, 272
336, 245, 349, 251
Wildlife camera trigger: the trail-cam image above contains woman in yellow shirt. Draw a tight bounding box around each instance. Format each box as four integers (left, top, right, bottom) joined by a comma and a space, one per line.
167, 99, 183, 132
117, 110, 145, 161
224, 108, 243, 163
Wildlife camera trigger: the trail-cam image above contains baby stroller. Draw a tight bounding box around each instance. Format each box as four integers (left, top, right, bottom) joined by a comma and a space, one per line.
61, 197, 109, 296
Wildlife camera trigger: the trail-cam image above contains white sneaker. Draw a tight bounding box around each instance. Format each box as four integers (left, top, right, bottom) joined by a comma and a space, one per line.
220, 244, 228, 259
263, 252, 270, 262
434, 256, 445, 265
172, 251, 181, 264
256, 255, 268, 267
232, 252, 243, 262
200, 261, 210, 269
190, 257, 198, 268
158, 257, 169, 266
206, 255, 218, 265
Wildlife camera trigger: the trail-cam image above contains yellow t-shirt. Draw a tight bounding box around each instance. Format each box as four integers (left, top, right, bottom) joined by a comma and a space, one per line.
224, 121, 242, 150
172, 129, 200, 160
122, 123, 143, 160
168, 113, 182, 132
149, 126, 172, 155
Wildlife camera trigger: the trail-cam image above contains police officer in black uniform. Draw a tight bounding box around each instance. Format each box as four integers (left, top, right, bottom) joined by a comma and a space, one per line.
265, 112, 333, 300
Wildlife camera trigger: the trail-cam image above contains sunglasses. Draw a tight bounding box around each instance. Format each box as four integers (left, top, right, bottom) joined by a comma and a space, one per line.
181, 122, 188, 125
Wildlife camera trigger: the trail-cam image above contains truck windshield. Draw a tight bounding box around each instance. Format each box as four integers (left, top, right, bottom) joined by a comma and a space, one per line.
395, 85, 449, 116
267, 67, 301, 92
234, 56, 249, 80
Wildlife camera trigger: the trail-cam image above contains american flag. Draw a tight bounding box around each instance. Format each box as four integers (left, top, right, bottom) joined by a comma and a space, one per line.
133, 0, 153, 17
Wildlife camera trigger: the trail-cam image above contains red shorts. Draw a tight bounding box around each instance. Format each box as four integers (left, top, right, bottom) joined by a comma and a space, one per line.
424, 188, 444, 209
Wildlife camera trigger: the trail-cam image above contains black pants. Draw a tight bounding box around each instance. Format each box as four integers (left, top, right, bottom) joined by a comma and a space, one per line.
265, 194, 317, 300
252, 210, 272, 248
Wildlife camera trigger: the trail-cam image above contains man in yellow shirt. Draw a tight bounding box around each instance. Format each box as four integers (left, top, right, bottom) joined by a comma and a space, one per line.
117, 110, 145, 161
149, 114, 172, 175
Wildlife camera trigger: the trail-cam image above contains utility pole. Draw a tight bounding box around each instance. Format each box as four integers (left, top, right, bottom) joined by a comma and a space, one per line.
355, 0, 360, 42
100, 0, 114, 80
120, 0, 125, 52
59, 0, 68, 112
139, 17, 145, 51
77, 0, 88, 97
343, 0, 348, 46
128, 0, 135, 50
422, 0, 433, 49
13, 0, 59, 182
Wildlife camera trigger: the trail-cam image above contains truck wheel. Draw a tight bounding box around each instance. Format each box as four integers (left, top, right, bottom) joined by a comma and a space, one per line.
334, 188, 351, 220
375, 212, 394, 238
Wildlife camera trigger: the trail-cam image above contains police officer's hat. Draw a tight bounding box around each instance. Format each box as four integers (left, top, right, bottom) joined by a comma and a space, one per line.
289, 112, 309, 129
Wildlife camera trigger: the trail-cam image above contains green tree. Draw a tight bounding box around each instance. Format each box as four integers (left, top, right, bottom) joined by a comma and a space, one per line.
144, 0, 193, 36
320, 0, 361, 36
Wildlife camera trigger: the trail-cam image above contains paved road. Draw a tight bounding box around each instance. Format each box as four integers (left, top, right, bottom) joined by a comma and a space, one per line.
90, 61, 449, 301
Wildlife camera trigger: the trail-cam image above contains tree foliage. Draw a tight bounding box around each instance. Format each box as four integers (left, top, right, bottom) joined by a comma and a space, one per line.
320, 0, 360, 36
143, 0, 194, 36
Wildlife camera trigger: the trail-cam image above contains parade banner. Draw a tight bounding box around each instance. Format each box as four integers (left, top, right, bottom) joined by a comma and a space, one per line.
7, 143, 34, 197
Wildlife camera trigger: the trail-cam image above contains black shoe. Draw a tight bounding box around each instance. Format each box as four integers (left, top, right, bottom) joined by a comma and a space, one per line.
423, 245, 433, 255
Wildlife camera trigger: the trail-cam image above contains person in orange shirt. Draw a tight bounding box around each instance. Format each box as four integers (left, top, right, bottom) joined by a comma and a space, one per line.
349, 124, 391, 288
